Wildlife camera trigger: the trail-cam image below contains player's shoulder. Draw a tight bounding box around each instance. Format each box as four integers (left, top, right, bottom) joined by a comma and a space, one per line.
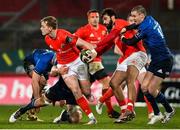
139, 16, 155, 30
98, 24, 107, 30
114, 19, 128, 30
79, 24, 91, 31
115, 19, 128, 25
57, 29, 71, 35
76, 25, 87, 32
75, 24, 90, 37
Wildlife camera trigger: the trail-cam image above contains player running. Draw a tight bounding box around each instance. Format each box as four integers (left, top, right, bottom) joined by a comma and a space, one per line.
40, 16, 97, 124
82, 8, 148, 123
120, 5, 175, 124
74, 9, 119, 118
23, 49, 58, 121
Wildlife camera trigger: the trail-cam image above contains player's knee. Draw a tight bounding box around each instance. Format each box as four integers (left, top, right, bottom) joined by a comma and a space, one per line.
141, 86, 148, 93
147, 86, 156, 96
141, 82, 149, 93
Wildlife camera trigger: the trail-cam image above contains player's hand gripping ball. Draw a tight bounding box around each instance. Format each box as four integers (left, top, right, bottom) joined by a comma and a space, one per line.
80, 49, 95, 63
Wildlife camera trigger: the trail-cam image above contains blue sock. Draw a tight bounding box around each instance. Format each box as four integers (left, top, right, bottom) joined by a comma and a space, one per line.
144, 92, 160, 115
155, 92, 173, 113
19, 99, 36, 115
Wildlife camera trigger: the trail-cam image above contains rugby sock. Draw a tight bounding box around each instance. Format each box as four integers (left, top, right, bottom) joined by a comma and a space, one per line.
99, 88, 113, 103
127, 99, 134, 112
102, 89, 113, 113
19, 99, 36, 115
117, 99, 126, 113
155, 92, 173, 113
144, 96, 153, 113
76, 96, 94, 118
144, 92, 160, 115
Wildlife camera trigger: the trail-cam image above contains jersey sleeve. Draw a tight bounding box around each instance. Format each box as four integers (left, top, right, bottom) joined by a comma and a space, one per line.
114, 19, 129, 31
62, 31, 78, 46
134, 30, 144, 40
96, 29, 120, 56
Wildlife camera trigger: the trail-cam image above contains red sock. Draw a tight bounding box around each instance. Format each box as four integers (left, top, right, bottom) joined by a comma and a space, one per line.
76, 96, 92, 116
144, 96, 153, 113
99, 87, 113, 103
127, 99, 134, 112
102, 89, 113, 113
117, 99, 126, 113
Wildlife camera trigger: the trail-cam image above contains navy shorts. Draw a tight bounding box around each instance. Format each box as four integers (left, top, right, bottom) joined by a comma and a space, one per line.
90, 69, 108, 83
45, 77, 77, 105
148, 56, 173, 79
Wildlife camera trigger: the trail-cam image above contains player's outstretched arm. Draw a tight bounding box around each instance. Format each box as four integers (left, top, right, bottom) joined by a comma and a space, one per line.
96, 29, 120, 56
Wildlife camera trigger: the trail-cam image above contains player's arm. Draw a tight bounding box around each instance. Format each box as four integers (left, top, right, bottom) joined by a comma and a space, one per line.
76, 38, 96, 50
120, 24, 139, 34
31, 70, 41, 99
50, 65, 69, 76
95, 29, 120, 56
121, 32, 142, 46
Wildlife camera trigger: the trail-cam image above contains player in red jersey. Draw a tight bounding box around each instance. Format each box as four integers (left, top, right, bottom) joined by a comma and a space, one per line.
40, 16, 97, 125
75, 9, 119, 118
114, 14, 154, 120
89, 8, 147, 123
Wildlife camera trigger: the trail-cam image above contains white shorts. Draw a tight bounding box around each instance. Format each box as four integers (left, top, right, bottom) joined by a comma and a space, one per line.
57, 57, 89, 80
116, 51, 147, 72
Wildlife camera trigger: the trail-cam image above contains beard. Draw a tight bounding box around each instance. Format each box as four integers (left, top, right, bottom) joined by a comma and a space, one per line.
104, 19, 113, 32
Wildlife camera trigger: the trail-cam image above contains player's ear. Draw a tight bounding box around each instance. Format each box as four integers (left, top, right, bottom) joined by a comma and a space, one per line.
49, 26, 53, 32
111, 16, 116, 22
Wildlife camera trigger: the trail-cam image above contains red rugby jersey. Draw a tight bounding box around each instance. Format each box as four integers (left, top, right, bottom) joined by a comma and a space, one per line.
75, 24, 107, 62
45, 29, 80, 64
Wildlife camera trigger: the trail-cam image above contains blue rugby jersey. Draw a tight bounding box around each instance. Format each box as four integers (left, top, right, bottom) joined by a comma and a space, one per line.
135, 16, 173, 62
24, 49, 56, 77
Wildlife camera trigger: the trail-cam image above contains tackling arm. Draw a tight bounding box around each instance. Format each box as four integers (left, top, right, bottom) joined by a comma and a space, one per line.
31, 71, 41, 99
121, 35, 140, 46
95, 29, 120, 56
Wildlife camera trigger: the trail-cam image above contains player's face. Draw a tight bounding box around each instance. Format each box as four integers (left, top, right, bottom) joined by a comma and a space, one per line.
102, 14, 113, 30
131, 11, 144, 25
88, 13, 99, 27
40, 21, 52, 36
127, 16, 135, 25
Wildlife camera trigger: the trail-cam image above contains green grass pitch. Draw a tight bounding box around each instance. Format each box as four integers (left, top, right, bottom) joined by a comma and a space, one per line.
0, 105, 179, 129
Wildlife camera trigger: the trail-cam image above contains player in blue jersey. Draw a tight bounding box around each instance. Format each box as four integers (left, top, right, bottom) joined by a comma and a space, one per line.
23, 49, 58, 121
23, 49, 57, 99
9, 49, 82, 123
120, 5, 175, 125
9, 76, 83, 123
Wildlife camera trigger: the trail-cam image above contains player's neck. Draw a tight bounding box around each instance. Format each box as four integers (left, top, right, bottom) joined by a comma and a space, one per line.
49, 30, 57, 39
90, 24, 99, 30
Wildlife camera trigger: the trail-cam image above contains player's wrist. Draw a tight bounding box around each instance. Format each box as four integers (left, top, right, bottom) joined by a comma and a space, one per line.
90, 49, 97, 54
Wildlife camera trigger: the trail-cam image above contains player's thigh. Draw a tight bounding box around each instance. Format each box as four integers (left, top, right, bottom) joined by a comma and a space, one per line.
148, 75, 163, 96
63, 76, 82, 98
128, 51, 148, 72
110, 70, 127, 89
98, 76, 111, 89
126, 65, 139, 84
137, 68, 146, 84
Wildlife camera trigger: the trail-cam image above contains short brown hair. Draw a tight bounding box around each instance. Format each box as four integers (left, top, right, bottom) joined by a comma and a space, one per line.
41, 16, 58, 29
87, 9, 99, 16
131, 5, 147, 16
